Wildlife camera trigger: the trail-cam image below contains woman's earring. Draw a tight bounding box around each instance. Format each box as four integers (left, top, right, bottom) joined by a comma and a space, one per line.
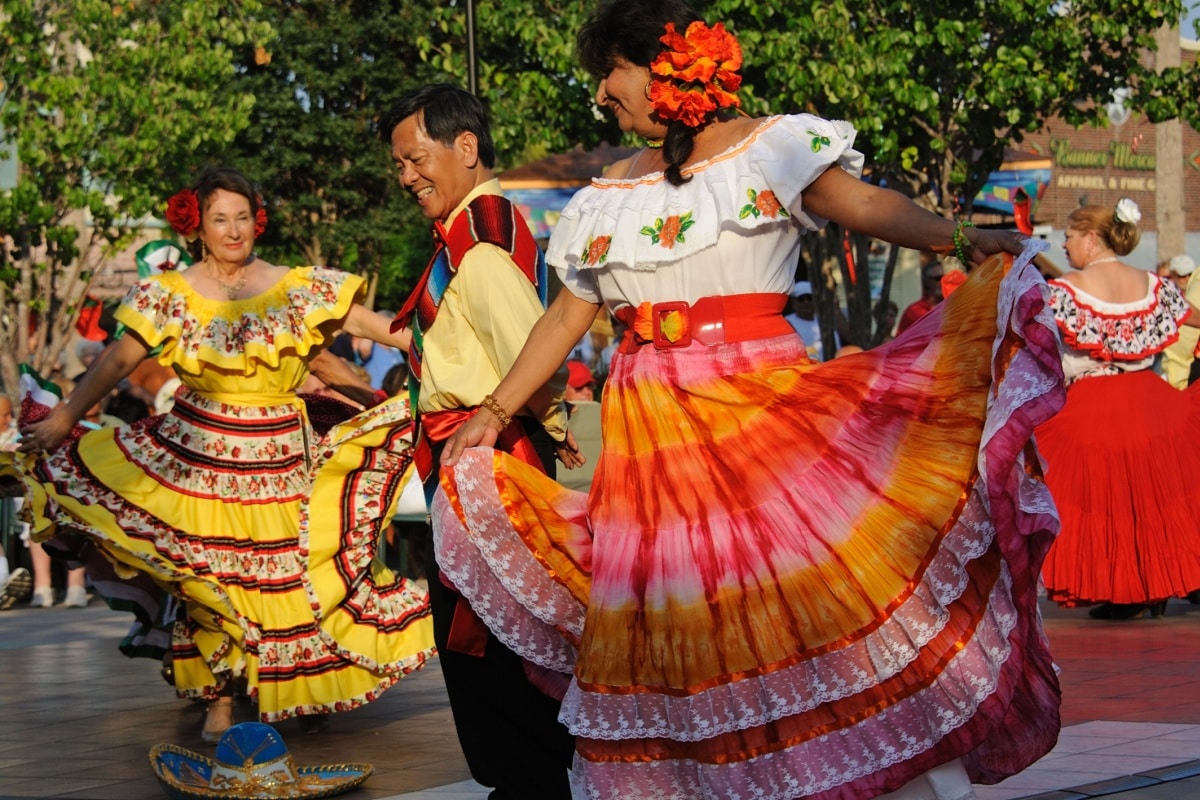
200, 239, 207, 259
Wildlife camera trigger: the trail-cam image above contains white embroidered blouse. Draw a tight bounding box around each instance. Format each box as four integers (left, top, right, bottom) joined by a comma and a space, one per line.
547, 114, 864, 313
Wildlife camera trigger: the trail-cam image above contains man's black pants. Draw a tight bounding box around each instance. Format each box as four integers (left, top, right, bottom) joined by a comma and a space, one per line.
425, 423, 574, 800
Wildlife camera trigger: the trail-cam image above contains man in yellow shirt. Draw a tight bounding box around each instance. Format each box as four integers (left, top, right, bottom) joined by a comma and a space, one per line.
1161, 254, 1199, 390
380, 84, 574, 800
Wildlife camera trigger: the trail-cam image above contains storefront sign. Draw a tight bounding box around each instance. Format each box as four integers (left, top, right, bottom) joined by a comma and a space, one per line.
1049, 138, 1155, 170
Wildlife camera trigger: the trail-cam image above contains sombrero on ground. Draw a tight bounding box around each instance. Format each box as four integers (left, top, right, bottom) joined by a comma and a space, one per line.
150, 722, 372, 800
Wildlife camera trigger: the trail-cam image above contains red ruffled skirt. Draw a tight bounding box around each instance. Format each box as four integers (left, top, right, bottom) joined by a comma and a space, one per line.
1038, 369, 1200, 605
435, 252, 1064, 800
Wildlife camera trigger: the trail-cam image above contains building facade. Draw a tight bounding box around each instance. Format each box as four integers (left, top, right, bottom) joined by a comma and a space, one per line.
1018, 38, 1200, 271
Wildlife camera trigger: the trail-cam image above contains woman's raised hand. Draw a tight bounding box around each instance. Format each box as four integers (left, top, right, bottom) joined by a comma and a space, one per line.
969, 228, 1029, 262
17, 405, 77, 454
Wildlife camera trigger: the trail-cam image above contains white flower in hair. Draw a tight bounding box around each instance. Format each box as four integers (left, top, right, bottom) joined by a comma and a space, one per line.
1114, 197, 1141, 225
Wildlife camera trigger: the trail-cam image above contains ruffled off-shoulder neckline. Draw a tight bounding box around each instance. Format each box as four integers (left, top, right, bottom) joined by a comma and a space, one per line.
545, 114, 863, 273
116, 266, 364, 376
1049, 274, 1187, 361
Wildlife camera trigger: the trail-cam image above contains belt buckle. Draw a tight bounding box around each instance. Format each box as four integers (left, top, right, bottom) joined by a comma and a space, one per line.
651, 301, 692, 349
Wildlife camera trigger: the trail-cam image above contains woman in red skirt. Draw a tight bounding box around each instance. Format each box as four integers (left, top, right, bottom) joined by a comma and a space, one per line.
1038, 198, 1200, 619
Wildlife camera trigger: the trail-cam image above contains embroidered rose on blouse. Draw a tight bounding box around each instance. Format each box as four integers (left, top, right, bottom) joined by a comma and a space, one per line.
581, 235, 612, 265
640, 211, 695, 249
739, 188, 789, 220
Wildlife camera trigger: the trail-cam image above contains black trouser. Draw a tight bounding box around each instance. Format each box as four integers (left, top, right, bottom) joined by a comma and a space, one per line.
425, 421, 574, 800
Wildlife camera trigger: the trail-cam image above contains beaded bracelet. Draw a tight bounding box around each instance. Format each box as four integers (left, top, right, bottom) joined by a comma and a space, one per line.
479, 394, 513, 429
952, 219, 975, 265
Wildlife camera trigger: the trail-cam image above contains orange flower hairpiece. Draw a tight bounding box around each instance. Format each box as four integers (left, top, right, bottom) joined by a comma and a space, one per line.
648, 20, 743, 128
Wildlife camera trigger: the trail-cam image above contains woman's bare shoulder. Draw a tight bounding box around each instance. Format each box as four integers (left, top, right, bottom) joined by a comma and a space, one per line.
601, 153, 642, 180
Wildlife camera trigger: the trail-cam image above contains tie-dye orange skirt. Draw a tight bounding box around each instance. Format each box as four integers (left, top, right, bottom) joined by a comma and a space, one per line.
435, 251, 1064, 800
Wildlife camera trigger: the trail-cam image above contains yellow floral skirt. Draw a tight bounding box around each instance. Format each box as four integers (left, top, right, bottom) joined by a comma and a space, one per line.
3, 386, 433, 721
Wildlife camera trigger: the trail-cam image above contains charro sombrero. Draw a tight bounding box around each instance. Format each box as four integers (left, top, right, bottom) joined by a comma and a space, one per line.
149, 722, 372, 800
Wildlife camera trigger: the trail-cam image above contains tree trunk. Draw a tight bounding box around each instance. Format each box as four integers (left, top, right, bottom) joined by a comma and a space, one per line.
1155, 22, 1185, 265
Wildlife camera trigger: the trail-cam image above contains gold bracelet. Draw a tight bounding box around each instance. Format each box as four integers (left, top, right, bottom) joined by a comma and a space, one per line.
479, 394, 512, 429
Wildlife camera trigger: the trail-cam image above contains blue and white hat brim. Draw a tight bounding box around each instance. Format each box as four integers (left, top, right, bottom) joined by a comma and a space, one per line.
149, 743, 372, 800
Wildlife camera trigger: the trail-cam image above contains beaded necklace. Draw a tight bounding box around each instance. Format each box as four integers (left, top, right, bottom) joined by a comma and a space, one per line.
209, 261, 247, 299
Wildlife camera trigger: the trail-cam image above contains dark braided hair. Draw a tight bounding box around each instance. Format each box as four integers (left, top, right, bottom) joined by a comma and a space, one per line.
578, 0, 704, 186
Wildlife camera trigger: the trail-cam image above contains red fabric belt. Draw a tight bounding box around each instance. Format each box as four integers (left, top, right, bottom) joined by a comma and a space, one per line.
615, 292, 792, 353
414, 407, 542, 483
416, 405, 546, 658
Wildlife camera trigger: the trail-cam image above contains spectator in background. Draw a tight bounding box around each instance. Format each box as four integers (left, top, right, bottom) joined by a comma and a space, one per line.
0, 395, 16, 452
105, 389, 151, 426
27, 394, 102, 609
153, 377, 183, 415
784, 280, 833, 361
110, 389, 152, 425
898, 253, 944, 332
328, 309, 407, 391
560, 362, 602, 493
565, 361, 597, 404
873, 298, 899, 345
72, 339, 106, 381
568, 330, 596, 373
1161, 254, 1199, 390
595, 314, 625, 383
381, 362, 410, 400
0, 395, 32, 609
897, 252, 944, 333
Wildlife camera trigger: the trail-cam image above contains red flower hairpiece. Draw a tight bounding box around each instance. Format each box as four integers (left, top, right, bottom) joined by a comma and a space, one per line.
255, 204, 268, 238
164, 188, 200, 240
648, 21, 743, 128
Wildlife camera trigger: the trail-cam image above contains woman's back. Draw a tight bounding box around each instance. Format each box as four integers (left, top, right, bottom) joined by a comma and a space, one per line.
1060, 260, 1152, 305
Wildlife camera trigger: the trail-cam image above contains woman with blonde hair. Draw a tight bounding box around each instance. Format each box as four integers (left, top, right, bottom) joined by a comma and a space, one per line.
1038, 198, 1200, 619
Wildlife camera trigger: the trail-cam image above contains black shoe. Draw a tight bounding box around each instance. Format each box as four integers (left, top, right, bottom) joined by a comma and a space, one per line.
1089, 602, 1161, 620
297, 713, 329, 734
1188, 590, 1200, 605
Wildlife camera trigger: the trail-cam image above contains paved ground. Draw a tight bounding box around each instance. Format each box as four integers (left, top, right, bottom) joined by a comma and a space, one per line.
2, 596, 1200, 799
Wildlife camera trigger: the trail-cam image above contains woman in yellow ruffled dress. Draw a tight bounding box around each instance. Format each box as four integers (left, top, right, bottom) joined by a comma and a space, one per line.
5, 166, 433, 742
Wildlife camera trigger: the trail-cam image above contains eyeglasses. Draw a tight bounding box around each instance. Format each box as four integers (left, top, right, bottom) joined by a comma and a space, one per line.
794, 294, 813, 301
